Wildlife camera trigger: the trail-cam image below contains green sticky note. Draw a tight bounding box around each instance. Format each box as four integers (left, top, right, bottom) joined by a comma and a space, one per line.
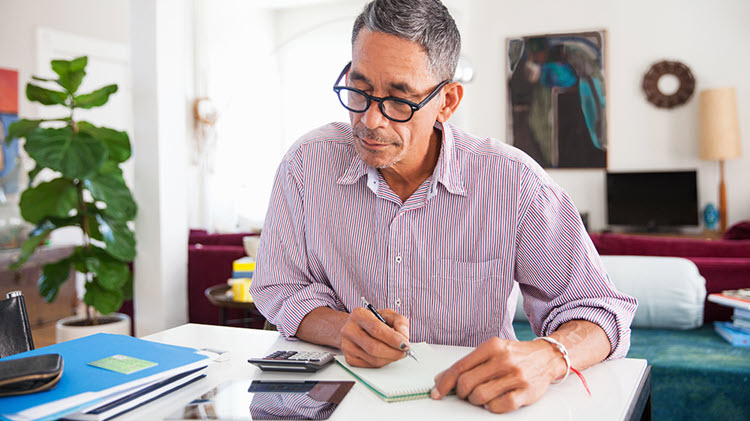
88, 354, 157, 374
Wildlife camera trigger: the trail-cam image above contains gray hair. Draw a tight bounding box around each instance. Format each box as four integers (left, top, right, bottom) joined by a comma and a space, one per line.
352, 0, 461, 82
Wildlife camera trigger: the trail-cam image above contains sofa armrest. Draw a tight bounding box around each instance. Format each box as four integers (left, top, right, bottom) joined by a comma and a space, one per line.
187, 245, 247, 325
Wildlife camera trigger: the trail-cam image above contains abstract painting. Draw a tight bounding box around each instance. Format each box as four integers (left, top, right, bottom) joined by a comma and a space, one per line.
0, 68, 21, 200
506, 31, 607, 168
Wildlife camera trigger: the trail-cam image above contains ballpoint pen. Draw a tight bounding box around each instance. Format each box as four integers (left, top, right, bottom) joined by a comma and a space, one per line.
361, 297, 419, 362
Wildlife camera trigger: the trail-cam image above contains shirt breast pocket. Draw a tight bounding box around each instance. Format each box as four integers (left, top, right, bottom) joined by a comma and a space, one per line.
428, 259, 504, 346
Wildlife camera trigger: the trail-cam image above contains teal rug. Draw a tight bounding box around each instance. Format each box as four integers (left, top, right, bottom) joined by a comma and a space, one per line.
513, 322, 750, 421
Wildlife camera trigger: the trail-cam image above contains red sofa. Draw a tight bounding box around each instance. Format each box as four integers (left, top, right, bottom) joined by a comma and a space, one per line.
589, 232, 750, 322
187, 230, 260, 326
186, 227, 750, 325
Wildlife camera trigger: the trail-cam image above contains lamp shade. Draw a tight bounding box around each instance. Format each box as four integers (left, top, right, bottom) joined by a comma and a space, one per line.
699, 87, 742, 160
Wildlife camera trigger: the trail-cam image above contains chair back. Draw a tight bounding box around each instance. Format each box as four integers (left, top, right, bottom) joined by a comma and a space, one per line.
0, 291, 35, 358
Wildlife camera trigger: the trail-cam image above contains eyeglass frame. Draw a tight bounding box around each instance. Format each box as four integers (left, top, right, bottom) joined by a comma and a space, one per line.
332, 62, 451, 123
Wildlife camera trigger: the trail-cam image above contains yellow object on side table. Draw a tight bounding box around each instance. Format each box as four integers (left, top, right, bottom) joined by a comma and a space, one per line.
228, 278, 253, 303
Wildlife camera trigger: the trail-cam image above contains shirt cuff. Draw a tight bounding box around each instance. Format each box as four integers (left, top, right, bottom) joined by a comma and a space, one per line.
274, 284, 347, 339
540, 299, 635, 360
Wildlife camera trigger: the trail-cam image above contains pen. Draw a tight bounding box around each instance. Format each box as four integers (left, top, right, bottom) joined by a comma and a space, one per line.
361, 297, 419, 362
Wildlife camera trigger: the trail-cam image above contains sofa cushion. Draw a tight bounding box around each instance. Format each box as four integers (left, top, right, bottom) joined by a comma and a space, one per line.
723, 221, 750, 240
514, 255, 706, 329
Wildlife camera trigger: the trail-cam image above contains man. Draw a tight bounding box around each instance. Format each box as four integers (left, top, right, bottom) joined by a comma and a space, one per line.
250, 0, 636, 414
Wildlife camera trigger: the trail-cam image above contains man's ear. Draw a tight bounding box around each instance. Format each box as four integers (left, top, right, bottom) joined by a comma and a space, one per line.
436, 82, 464, 123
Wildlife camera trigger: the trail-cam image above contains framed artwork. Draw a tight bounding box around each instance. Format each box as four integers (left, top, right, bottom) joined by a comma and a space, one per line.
506, 30, 607, 169
0, 68, 21, 197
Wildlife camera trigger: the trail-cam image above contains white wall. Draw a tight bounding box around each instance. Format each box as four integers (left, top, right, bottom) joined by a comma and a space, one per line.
461, 0, 750, 230
188, 1, 284, 231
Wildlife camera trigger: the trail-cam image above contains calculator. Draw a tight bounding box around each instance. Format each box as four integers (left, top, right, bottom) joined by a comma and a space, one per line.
248, 350, 336, 372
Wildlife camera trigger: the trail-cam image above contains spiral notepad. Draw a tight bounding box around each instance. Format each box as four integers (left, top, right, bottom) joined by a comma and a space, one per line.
334, 343, 458, 402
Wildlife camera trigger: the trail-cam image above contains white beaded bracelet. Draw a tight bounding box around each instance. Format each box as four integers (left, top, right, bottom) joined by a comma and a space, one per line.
534, 336, 571, 384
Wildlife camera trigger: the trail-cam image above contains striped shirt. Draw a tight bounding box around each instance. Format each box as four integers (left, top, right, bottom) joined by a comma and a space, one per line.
250, 121, 637, 358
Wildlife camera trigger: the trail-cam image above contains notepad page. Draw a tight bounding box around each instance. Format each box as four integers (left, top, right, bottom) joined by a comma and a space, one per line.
335, 343, 456, 402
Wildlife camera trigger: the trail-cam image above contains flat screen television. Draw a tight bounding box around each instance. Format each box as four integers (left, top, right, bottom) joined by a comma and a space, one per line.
606, 170, 699, 229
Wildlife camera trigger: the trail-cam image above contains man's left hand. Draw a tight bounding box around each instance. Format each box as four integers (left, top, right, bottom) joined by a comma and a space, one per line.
430, 337, 566, 413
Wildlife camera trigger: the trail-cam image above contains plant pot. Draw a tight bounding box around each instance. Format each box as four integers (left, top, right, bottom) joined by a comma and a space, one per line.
55, 312, 131, 343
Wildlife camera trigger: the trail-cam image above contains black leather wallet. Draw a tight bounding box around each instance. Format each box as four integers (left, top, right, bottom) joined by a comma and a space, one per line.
0, 292, 35, 358
0, 354, 64, 397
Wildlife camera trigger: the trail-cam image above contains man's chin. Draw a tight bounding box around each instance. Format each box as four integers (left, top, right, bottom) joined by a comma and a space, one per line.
355, 148, 395, 169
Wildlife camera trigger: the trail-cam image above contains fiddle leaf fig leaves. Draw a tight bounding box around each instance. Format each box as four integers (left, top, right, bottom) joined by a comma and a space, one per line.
14, 56, 136, 318
74, 84, 118, 109
85, 169, 137, 221
83, 280, 123, 316
94, 212, 136, 262
19, 179, 78, 224
7, 119, 43, 144
26, 84, 68, 106
78, 122, 131, 163
39, 258, 74, 303
24, 127, 108, 179
51, 56, 87, 94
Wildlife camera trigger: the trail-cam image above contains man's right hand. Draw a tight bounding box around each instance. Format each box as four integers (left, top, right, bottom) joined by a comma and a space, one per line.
339, 307, 411, 368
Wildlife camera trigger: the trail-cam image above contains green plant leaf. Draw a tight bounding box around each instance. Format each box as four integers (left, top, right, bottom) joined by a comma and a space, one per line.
27, 166, 42, 187
74, 84, 117, 109
64, 246, 86, 273
51, 56, 87, 94
7, 120, 43, 143
122, 271, 133, 300
10, 220, 57, 270
95, 213, 136, 261
38, 258, 73, 303
78, 122, 131, 163
26, 83, 68, 106
32, 76, 56, 82
25, 127, 108, 179
84, 246, 130, 291
85, 170, 137, 221
19, 178, 78, 224
87, 213, 104, 242
83, 279, 123, 315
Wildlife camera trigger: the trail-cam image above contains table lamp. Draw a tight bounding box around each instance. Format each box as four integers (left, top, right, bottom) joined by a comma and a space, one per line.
699, 87, 742, 232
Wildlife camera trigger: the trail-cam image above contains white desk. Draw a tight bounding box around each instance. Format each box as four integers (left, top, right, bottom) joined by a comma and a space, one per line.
116, 324, 650, 421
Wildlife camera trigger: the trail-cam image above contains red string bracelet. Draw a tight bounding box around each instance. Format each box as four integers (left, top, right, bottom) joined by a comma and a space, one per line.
534, 337, 592, 396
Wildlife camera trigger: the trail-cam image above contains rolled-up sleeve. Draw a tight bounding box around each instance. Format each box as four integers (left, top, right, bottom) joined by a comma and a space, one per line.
249, 152, 345, 339
515, 181, 637, 359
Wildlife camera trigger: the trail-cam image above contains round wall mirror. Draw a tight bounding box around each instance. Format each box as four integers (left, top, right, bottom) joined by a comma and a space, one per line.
642, 60, 695, 109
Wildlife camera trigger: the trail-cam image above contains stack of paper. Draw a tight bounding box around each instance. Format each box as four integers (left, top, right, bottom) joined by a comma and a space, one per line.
0, 333, 210, 421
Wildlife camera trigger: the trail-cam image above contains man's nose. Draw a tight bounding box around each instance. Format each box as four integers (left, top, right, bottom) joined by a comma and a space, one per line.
362, 101, 388, 129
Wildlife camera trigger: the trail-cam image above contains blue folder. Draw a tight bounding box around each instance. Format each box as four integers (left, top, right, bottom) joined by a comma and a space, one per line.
0, 333, 209, 421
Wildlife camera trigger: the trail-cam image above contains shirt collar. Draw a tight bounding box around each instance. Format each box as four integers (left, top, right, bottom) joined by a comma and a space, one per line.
337, 122, 466, 198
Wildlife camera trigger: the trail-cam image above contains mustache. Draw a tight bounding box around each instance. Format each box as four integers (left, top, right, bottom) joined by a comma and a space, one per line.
353, 125, 402, 146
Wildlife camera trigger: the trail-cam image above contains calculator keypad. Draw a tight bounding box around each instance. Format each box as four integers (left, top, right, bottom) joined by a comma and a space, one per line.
261, 350, 333, 364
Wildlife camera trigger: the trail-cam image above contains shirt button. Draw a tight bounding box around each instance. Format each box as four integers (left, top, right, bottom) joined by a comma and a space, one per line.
395, 298, 401, 306
395, 255, 402, 263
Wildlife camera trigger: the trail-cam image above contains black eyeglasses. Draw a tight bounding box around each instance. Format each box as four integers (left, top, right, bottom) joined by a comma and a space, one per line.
332, 62, 450, 123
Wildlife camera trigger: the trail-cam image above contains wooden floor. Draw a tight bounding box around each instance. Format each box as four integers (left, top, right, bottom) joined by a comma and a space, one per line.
31, 323, 57, 348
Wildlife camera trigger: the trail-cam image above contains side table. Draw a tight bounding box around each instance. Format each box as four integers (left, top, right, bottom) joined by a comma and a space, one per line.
204, 284, 265, 328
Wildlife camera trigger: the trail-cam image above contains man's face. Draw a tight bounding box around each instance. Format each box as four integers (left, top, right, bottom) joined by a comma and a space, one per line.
348, 29, 444, 170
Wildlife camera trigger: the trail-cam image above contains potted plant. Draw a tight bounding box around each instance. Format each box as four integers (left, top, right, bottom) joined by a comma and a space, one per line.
5, 56, 136, 342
